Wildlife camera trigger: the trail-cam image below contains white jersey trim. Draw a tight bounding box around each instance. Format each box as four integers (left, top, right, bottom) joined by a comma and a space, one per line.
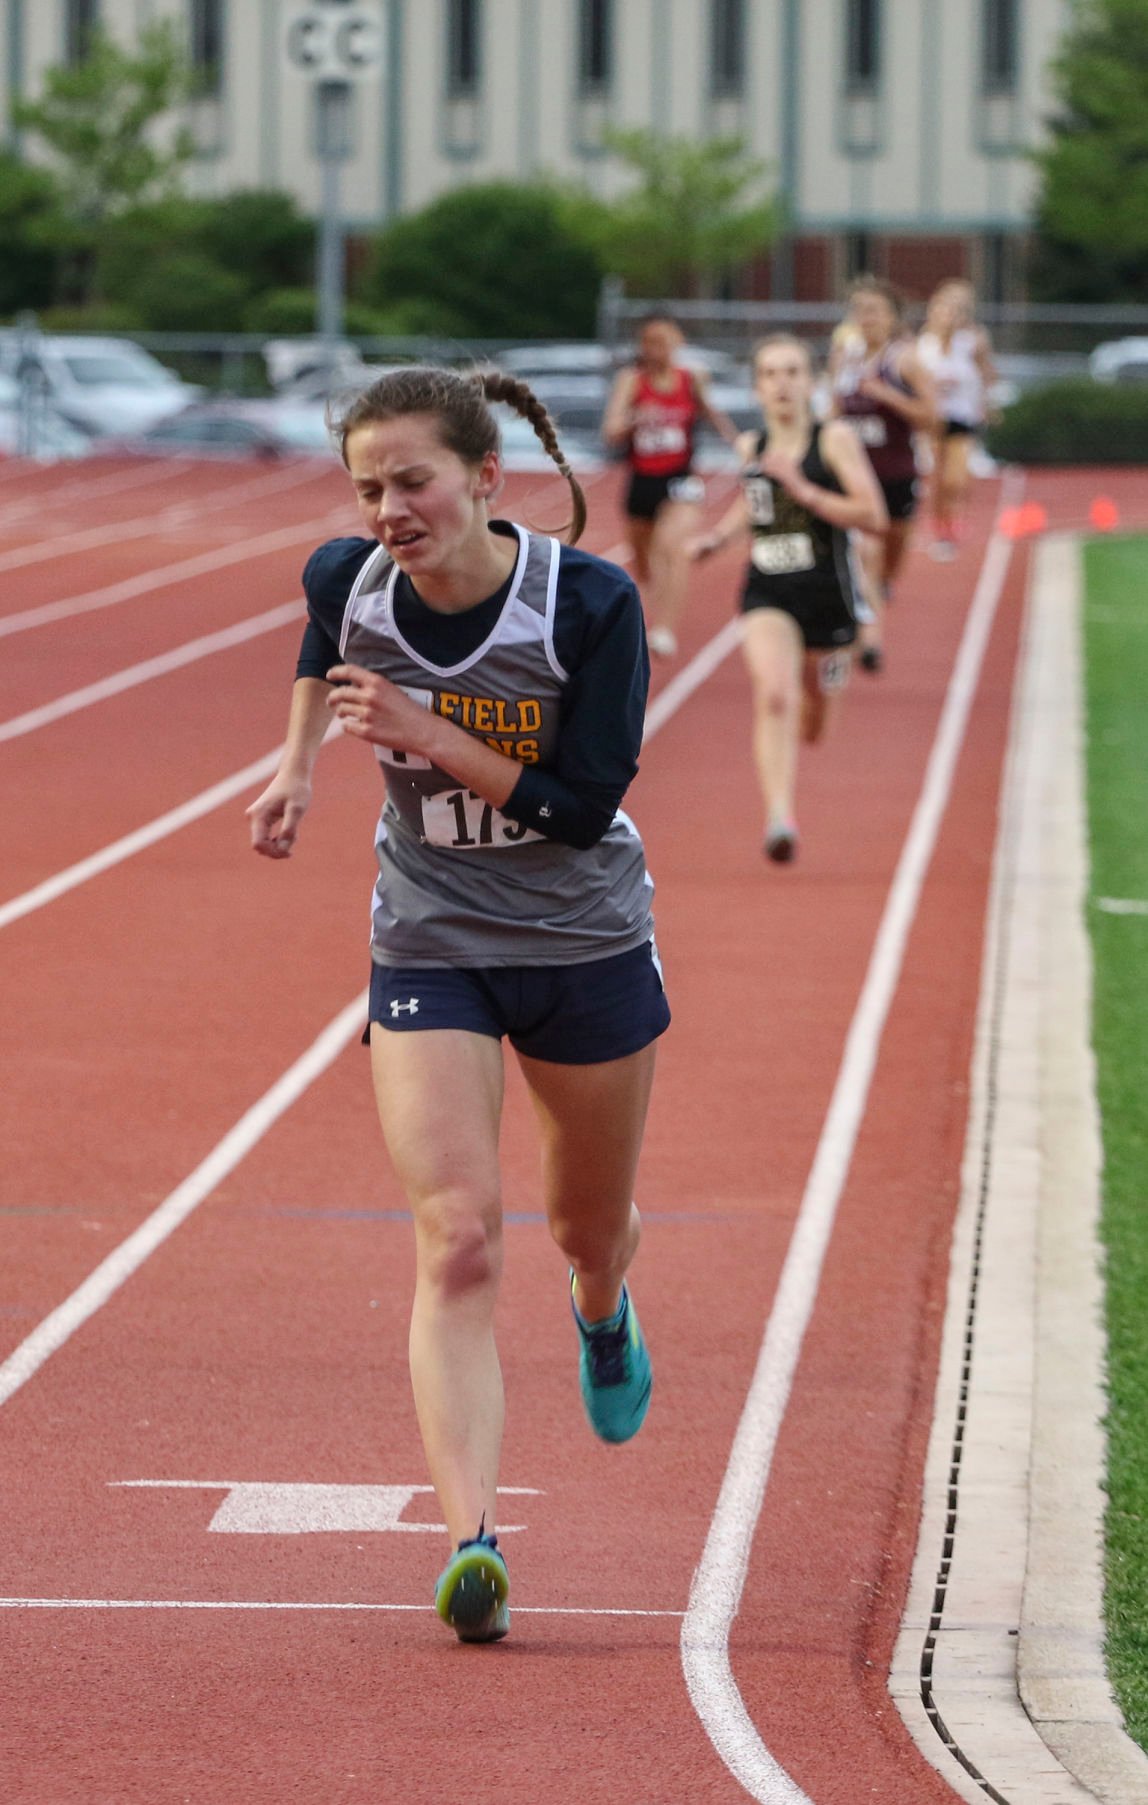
542, 535, 569, 681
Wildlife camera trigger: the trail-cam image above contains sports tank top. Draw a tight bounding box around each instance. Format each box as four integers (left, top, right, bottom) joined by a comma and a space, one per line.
338, 525, 655, 967
833, 339, 919, 481
740, 426, 859, 611
917, 326, 984, 427
628, 365, 698, 477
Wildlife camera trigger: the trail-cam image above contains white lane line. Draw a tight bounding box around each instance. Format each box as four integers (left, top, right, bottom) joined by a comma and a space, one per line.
1094, 896, 1148, 915
0, 458, 194, 526
0, 508, 346, 640
0, 992, 369, 1410
0, 599, 304, 743
0, 743, 292, 930
644, 618, 743, 741
680, 471, 1025, 1803
0, 1597, 684, 1616
0, 458, 336, 573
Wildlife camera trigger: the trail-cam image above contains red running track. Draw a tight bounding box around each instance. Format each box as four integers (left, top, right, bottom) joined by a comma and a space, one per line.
0, 452, 1093, 1802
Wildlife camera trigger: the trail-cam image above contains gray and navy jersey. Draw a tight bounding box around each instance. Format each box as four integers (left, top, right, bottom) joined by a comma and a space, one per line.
298, 522, 658, 968
740, 426, 861, 616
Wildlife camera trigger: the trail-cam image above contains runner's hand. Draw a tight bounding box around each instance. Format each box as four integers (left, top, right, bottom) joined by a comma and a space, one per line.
327, 663, 431, 755
247, 775, 313, 860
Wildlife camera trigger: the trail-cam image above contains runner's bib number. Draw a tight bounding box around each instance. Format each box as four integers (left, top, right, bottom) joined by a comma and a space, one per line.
855, 416, 887, 447
633, 423, 687, 457
422, 788, 541, 849
751, 533, 815, 576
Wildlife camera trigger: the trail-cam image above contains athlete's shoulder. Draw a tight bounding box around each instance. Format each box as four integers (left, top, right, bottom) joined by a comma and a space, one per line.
549, 538, 642, 664
302, 535, 377, 603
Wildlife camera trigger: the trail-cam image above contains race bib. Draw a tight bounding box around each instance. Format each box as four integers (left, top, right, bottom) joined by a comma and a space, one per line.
421, 787, 541, 850
751, 533, 815, 576
855, 416, 887, 447
667, 474, 704, 504
633, 423, 688, 457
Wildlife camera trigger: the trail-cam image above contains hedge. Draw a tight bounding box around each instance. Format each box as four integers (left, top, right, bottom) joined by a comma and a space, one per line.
986, 378, 1148, 464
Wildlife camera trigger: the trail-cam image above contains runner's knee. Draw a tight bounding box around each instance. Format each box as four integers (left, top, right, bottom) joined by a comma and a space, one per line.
415, 1197, 502, 1299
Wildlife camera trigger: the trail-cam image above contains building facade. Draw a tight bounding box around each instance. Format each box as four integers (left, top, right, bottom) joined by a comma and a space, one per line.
1, 0, 1071, 301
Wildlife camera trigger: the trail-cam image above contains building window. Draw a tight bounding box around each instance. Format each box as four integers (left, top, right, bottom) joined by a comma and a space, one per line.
579, 0, 613, 93
190, 0, 224, 98
447, 0, 481, 97
64, 0, 99, 64
845, 0, 881, 91
982, 0, 1019, 93
710, 0, 746, 99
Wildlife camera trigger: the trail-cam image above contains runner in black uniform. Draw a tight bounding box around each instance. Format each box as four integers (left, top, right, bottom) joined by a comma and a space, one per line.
247, 367, 668, 1645
690, 335, 886, 863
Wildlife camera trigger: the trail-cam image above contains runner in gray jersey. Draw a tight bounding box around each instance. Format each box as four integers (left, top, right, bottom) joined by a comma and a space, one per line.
247, 366, 666, 1645
690, 335, 886, 863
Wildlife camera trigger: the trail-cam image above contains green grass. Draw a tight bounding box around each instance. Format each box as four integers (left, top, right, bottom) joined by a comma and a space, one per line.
1083, 534, 1148, 1749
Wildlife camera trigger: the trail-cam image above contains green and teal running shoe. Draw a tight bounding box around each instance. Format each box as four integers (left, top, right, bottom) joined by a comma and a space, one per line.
571, 1275, 653, 1444
434, 1530, 510, 1644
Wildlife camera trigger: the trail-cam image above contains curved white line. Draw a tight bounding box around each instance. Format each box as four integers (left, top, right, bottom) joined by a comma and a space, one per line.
681, 473, 1025, 1800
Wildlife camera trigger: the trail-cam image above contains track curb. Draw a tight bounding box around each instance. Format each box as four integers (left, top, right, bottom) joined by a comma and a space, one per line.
888, 532, 1148, 1802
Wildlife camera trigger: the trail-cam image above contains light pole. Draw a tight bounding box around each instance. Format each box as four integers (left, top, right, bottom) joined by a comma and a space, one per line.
283, 1, 384, 343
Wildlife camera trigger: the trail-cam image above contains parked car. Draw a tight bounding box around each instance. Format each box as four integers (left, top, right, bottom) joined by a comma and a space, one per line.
1088, 338, 1148, 384
491, 403, 602, 473
0, 333, 199, 437
105, 398, 336, 459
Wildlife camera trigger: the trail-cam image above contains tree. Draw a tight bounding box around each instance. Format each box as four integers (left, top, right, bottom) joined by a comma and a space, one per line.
1031, 0, 1148, 300
13, 19, 195, 302
0, 152, 60, 316
362, 183, 604, 338
575, 130, 781, 298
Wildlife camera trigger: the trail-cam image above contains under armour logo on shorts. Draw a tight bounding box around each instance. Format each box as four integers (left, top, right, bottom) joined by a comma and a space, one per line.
389, 998, 420, 1017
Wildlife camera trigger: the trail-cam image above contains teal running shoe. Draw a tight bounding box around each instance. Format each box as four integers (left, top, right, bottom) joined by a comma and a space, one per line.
571, 1275, 652, 1444
434, 1529, 510, 1644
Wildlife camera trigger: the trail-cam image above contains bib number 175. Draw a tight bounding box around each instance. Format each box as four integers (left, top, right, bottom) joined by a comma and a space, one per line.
422, 788, 539, 849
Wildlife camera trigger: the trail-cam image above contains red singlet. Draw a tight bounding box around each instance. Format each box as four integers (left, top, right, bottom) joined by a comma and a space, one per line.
628, 367, 699, 477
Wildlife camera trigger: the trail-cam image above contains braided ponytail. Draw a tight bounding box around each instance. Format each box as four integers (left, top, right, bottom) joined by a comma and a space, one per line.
478, 370, 586, 544
328, 363, 586, 545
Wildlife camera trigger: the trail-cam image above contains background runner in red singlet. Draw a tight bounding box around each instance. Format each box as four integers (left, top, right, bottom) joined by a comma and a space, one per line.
602, 313, 740, 659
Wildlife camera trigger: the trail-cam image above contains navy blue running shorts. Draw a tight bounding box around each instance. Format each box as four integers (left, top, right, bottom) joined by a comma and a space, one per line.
366, 941, 671, 1065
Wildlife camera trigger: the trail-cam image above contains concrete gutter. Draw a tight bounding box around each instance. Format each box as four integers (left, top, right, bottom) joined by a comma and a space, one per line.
888, 534, 1148, 1802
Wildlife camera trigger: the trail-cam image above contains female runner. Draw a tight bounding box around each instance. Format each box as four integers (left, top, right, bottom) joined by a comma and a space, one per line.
831, 276, 936, 670
690, 335, 886, 863
917, 278, 998, 558
602, 312, 740, 659
247, 366, 668, 1644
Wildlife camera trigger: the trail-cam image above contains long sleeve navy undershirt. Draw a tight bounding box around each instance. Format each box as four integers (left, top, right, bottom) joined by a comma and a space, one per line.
296, 531, 649, 850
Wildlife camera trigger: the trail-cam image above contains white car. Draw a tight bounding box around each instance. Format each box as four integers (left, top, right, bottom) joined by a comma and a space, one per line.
1088, 338, 1148, 384
0, 370, 93, 459
0, 333, 199, 437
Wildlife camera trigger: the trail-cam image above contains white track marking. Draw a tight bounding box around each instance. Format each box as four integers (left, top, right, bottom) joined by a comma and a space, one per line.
681, 472, 1025, 1802
0, 744, 287, 929
0, 599, 304, 743
0, 458, 335, 572
0, 992, 369, 1409
1095, 896, 1148, 915
0, 508, 347, 640
0, 458, 194, 525
0, 1597, 684, 1616
643, 618, 743, 741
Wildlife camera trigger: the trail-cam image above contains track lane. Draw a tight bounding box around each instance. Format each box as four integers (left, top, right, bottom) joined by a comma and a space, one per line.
0, 463, 1020, 1801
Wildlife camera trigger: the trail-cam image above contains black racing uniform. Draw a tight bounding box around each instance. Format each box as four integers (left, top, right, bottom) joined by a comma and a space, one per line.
738, 427, 862, 650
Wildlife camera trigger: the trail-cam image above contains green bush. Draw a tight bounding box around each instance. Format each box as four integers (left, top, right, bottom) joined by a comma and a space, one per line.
986, 379, 1148, 464
362, 183, 603, 339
